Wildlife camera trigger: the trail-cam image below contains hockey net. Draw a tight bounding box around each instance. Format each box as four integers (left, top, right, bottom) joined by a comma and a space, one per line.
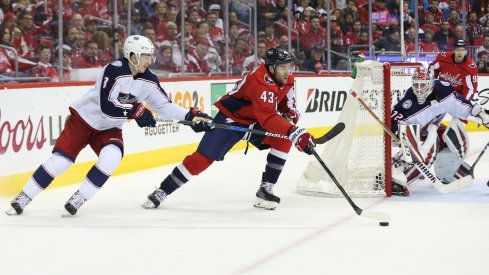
297, 61, 422, 197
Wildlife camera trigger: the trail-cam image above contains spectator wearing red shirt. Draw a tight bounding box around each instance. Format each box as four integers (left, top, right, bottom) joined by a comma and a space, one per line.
263, 22, 279, 49
276, 9, 300, 43
91, 31, 113, 65
153, 43, 179, 72
421, 13, 440, 33
151, 2, 169, 38
75, 0, 98, 18
11, 11, 45, 58
466, 11, 485, 45
84, 18, 98, 41
2, 12, 17, 31
242, 41, 267, 72
206, 12, 224, 46
344, 20, 362, 49
433, 20, 454, 51
404, 28, 417, 53
420, 29, 439, 53
300, 16, 327, 52
303, 46, 326, 73
54, 44, 73, 81
231, 38, 249, 72
297, 6, 313, 34
186, 42, 210, 74
425, 0, 444, 23
73, 40, 102, 68
31, 44, 58, 81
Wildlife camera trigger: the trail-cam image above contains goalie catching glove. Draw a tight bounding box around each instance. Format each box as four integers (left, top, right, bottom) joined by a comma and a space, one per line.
471, 104, 489, 128
127, 102, 156, 128
185, 107, 214, 132
288, 126, 316, 155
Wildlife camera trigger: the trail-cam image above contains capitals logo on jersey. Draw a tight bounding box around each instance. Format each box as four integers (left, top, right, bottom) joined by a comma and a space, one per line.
264, 74, 275, 85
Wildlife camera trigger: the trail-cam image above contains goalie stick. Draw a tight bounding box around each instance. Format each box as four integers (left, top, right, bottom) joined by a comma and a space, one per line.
308, 142, 392, 222
468, 141, 489, 178
156, 118, 345, 145
350, 91, 473, 194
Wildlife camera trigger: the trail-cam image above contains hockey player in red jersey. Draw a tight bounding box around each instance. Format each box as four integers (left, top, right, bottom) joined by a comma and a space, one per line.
143, 47, 317, 210
428, 39, 478, 100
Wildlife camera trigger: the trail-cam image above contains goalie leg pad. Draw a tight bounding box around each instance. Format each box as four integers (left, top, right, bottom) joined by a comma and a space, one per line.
442, 118, 470, 161
399, 124, 438, 166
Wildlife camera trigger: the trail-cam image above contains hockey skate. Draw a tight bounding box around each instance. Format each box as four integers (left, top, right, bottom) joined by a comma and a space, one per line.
142, 188, 167, 209
64, 191, 87, 216
254, 182, 280, 210
5, 191, 32, 215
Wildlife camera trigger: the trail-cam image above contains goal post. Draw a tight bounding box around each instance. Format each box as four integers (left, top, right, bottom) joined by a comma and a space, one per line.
297, 61, 423, 198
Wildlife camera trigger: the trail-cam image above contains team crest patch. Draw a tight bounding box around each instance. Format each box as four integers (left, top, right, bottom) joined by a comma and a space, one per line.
402, 100, 412, 109
111, 60, 122, 67
264, 74, 275, 85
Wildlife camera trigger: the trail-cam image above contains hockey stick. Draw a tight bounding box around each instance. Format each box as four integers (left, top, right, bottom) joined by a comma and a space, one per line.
156, 118, 345, 145
350, 91, 473, 194
468, 141, 489, 178
308, 143, 392, 222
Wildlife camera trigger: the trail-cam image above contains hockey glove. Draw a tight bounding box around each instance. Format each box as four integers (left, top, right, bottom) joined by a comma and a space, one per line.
185, 107, 214, 132
127, 103, 156, 128
283, 108, 300, 125
471, 104, 489, 128
288, 126, 316, 155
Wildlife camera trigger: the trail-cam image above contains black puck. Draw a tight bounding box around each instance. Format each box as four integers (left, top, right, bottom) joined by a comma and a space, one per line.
379, 222, 389, 226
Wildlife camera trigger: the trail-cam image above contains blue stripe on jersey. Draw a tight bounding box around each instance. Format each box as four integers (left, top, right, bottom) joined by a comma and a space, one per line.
32, 166, 54, 189
218, 96, 252, 114
86, 166, 110, 188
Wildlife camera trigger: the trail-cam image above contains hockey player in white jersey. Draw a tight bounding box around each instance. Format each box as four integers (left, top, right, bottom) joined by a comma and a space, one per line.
5, 35, 213, 216
391, 68, 488, 196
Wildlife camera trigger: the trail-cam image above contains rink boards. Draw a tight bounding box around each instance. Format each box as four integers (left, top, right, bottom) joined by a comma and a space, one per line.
0, 75, 487, 197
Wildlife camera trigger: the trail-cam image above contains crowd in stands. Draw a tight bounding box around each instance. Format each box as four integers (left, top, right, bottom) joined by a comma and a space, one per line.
0, 0, 488, 81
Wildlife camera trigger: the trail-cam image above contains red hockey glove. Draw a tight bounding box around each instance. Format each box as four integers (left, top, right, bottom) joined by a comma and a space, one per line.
283, 108, 300, 125
127, 103, 156, 128
288, 126, 316, 155
185, 107, 214, 132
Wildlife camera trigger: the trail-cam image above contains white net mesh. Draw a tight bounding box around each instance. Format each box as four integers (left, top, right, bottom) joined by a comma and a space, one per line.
297, 61, 419, 197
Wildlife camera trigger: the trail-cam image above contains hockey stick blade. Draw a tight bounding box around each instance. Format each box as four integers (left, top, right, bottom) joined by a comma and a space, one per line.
309, 143, 392, 223
359, 210, 393, 222
315, 122, 345, 144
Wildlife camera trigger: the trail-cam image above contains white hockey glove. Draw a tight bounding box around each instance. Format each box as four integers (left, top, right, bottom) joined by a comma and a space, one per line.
471, 104, 489, 128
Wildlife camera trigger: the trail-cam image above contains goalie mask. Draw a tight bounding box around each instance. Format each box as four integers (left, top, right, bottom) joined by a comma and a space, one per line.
412, 68, 434, 104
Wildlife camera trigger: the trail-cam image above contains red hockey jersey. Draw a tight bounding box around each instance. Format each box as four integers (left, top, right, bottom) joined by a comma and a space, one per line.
428, 52, 478, 100
214, 64, 296, 136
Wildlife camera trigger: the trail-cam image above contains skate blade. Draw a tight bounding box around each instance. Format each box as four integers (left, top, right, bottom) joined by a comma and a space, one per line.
141, 199, 156, 209
5, 206, 19, 216
253, 198, 278, 210
61, 210, 76, 218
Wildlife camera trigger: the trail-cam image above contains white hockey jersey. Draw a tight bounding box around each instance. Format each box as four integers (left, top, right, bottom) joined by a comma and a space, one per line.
391, 80, 474, 136
71, 58, 188, 130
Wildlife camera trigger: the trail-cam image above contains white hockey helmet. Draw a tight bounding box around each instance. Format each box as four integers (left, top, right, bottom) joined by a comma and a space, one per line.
412, 68, 434, 104
123, 35, 155, 64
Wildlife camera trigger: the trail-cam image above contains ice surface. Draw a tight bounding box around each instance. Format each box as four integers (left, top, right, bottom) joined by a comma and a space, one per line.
0, 133, 488, 275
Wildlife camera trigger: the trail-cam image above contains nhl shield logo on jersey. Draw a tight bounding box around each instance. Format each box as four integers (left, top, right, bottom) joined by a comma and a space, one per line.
402, 100, 412, 109
111, 60, 122, 67
264, 74, 275, 85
